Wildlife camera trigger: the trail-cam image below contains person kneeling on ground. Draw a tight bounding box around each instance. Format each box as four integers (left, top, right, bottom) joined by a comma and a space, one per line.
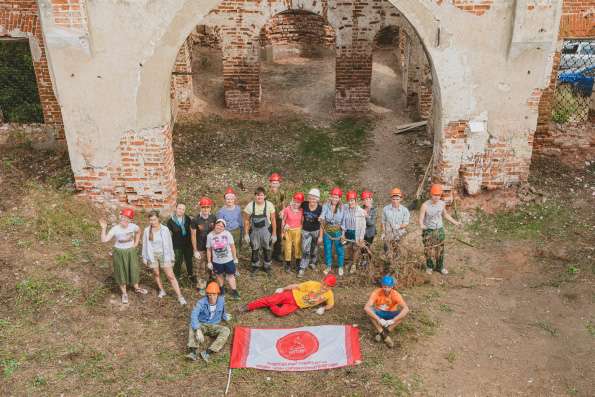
242, 274, 336, 317
186, 282, 231, 363
364, 275, 409, 348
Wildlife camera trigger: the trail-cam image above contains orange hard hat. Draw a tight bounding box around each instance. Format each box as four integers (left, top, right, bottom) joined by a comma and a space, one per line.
430, 184, 443, 196
269, 173, 282, 182
361, 190, 373, 199
120, 208, 135, 219
346, 190, 358, 201
293, 192, 305, 203
390, 187, 402, 197
330, 187, 343, 198
224, 187, 235, 197
205, 282, 221, 295
198, 197, 213, 207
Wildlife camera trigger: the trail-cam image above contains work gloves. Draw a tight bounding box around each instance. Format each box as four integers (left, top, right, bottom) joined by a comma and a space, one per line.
207, 262, 213, 271
275, 288, 284, 294
195, 328, 205, 344
243, 234, 251, 244
271, 235, 277, 244
193, 251, 201, 259
315, 307, 325, 315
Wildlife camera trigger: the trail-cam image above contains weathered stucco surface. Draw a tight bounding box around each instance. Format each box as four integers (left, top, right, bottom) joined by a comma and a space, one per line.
30, 0, 566, 208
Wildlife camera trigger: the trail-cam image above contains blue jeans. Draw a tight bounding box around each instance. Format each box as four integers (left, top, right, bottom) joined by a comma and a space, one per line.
323, 230, 344, 268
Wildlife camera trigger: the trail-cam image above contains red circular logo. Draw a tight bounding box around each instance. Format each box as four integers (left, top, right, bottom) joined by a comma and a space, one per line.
276, 331, 319, 361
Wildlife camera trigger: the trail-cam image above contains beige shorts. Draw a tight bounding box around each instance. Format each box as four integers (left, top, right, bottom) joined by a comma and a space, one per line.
148, 253, 172, 269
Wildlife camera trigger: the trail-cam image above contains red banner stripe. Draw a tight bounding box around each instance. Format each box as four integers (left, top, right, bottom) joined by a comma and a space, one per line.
229, 326, 251, 368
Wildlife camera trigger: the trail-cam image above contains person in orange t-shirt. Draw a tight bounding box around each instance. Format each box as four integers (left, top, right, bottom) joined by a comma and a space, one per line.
364, 275, 409, 348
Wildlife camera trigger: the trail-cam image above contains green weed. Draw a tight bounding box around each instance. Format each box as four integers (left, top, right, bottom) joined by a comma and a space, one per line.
55, 251, 75, 266
15, 277, 79, 309
84, 285, 109, 307
586, 321, 595, 337
439, 303, 453, 313
532, 320, 560, 337
1, 358, 19, 378
446, 351, 456, 364
33, 374, 47, 387
381, 373, 410, 396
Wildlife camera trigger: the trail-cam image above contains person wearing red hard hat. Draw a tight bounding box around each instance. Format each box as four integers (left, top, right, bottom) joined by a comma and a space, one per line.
342, 190, 367, 275
418, 184, 462, 275
320, 187, 346, 275
359, 190, 377, 269
241, 274, 336, 317
191, 196, 217, 295
281, 192, 305, 273
267, 172, 286, 262
99, 208, 147, 304
216, 187, 244, 254
382, 187, 410, 257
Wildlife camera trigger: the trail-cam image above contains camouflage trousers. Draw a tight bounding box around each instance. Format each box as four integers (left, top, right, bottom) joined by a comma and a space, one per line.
187, 324, 230, 353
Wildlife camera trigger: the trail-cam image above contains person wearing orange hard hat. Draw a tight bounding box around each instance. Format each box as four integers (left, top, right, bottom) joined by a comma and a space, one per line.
342, 190, 367, 275
216, 187, 244, 254
381, 187, 410, 254
281, 192, 305, 273
99, 208, 147, 304
267, 172, 286, 262
186, 282, 231, 363
320, 187, 346, 276
418, 184, 462, 275
191, 196, 217, 295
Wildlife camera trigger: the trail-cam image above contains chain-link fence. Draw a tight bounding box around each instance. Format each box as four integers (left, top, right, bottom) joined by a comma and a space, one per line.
552, 39, 594, 124
0, 38, 43, 123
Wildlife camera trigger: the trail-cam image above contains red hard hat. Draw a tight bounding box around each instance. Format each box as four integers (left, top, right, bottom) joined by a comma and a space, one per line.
269, 173, 282, 182
346, 190, 358, 201
330, 187, 343, 198
293, 192, 305, 203
361, 190, 373, 199
198, 197, 213, 207
224, 187, 235, 197
323, 274, 337, 287
120, 208, 135, 219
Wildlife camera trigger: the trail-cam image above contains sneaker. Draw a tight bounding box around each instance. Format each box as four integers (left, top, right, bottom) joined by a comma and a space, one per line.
384, 335, 395, 348
230, 289, 241, 300
349, 265, 356, 274
297, 269, 305, 278
235, 270, 240, 277
178, 296, 187, 306
338, 267, 344, 277
134, 287, 148, 295
374, 332, 383, 343
323, 267, 330, 275
185, 351, 197, 361
284, 264, 291, 273
308, 263, 317, 271
158, 290, 167, 299
198, 288, 206, 296
200, 350, 210, 363
263, 267, 271, 275
440, 268, 449, 275
121, 293, 128, 304
425, 268, 433, 275
250, 266, 258, 274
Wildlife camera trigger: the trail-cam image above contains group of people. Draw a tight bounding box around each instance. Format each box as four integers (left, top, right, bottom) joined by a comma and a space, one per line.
99, 173, 461, 362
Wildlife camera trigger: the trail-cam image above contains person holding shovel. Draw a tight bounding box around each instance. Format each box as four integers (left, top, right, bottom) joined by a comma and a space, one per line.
99, 208, 147, 304
418, 184, 461, 275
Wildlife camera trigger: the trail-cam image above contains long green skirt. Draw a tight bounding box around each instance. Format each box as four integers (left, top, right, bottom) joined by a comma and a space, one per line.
112, 247, 140, 286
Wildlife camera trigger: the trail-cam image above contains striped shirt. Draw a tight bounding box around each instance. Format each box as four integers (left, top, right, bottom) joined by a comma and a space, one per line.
382, 204, 410, 236
342, 206, 359, 231
321, 202, 345, 229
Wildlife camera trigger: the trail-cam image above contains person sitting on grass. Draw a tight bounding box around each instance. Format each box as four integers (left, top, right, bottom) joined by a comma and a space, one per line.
364, 275, 409, 348
241, 274, 336, 317
186, 282, 231, 364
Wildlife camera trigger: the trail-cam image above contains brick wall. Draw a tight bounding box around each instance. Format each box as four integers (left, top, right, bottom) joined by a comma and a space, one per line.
191, 25, 222, 50
533, 0, 595, 167
74, 124, 177, 208
435, 0, 494, 16
0, 0, 64, 136
51, 0, 88, 30
170, 36, 194, 119
259, 10, 335, 61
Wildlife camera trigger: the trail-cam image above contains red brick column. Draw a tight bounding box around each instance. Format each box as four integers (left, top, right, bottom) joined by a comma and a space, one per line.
0, 0, 64, 136
335, 46, 372, 113
170, 36, 194, 119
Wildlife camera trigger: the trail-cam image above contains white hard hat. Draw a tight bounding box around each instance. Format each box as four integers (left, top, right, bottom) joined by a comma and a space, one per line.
308, 188, 321, 198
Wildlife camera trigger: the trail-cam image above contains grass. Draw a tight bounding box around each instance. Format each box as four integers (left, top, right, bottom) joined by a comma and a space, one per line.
467, 200, 577, 242
15, 277, 79, 310
1, 358, 19, 378
532, 320, 560, 337
446, 351, 456, 364
381, 373, 410, 396
586, 321, 595, 337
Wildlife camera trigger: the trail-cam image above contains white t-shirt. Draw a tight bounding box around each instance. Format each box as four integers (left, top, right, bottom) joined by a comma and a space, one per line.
206, 230, 235, 264
148, 227, 164, 254
209, 304, 217, 320
107, 223, 139, 249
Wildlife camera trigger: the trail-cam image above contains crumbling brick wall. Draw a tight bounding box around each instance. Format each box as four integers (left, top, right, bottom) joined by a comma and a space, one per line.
0, 0, 64, 136
170, 37, 194, 119
259, 10, 335, 61
533, 0, 595, 167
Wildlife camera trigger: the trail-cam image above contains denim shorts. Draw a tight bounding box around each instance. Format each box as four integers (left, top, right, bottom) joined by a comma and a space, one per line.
374, 309, 400, 320
213, 260, 236, 275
